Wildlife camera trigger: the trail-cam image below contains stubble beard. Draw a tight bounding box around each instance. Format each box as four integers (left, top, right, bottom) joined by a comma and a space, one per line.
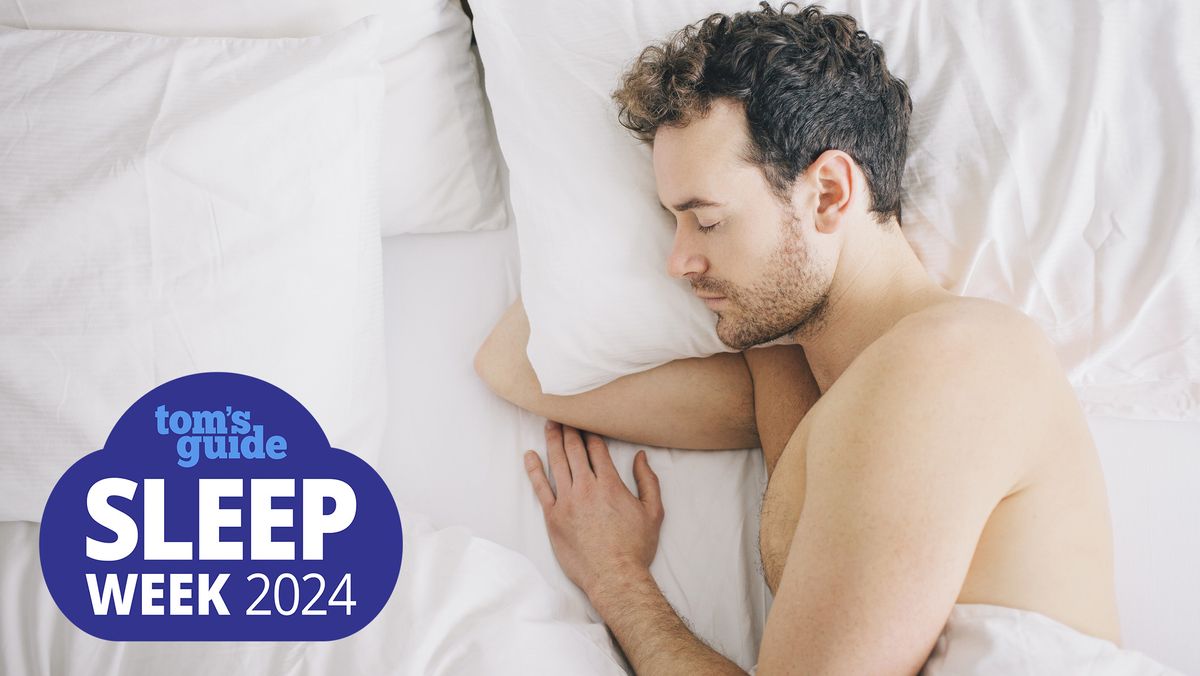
700, 216, 831, 350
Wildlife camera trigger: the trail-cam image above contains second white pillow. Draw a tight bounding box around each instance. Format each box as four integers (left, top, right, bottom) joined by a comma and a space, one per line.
0, 18, 389, 521
0, 0, 508, 235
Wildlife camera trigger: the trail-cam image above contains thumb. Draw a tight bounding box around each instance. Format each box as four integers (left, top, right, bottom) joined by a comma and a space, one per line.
632, 450, 661, 510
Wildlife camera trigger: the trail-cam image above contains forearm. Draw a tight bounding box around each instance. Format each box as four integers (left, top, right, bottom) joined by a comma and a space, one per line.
474, 299, 760, 450
590, 564, 746, 676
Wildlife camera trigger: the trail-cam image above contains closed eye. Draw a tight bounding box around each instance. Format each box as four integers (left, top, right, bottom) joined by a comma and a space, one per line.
698, 221, 721, 233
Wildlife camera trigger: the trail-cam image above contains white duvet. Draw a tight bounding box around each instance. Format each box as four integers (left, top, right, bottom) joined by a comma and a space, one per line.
921, 604, 1183, 676
0, 511, 627, 676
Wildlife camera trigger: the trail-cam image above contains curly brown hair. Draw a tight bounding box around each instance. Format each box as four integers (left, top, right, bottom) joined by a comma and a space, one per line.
613, 2, 912, 226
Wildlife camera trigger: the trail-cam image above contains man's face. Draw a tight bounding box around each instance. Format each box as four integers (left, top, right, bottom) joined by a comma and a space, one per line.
652, 99, 833, 349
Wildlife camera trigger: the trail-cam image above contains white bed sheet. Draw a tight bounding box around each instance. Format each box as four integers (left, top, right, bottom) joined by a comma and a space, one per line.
1, 228, 1195, 674
1092, 417, 1200, 674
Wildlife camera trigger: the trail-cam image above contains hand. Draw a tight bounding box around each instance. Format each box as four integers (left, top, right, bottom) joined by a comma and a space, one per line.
524, 420, 664, 598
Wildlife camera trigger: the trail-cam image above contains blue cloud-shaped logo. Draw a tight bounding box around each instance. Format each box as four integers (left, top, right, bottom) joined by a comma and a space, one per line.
40, 372, 403, 641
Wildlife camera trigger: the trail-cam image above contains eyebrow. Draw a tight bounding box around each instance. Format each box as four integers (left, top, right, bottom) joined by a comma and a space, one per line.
659, 198, 724, 213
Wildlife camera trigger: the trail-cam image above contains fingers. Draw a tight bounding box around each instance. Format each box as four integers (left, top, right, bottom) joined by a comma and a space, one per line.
583, 431, 619, 482
632, 450, 663, 516
545, 420, 572, 488
523, 451, 556, 510
558, 422, 594, 486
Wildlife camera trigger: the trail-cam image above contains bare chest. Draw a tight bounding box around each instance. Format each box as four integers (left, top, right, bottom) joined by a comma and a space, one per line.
758, 426, 808, 595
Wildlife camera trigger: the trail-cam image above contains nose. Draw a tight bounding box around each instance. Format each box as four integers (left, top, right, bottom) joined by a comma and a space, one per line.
666, 225, 708, 280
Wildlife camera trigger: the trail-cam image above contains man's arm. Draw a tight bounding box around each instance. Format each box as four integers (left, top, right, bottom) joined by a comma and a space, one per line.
590, 563, 747, 675
475, 297, 759, 450
742, 344, 821, 475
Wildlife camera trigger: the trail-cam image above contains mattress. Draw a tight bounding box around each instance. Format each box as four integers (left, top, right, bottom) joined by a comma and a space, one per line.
1, 227, 1196, 673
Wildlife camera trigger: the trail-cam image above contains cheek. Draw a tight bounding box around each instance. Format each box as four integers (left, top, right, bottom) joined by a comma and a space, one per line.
728, 227, 784, 276
712, 249, 766, 301
746, 207, 792, 254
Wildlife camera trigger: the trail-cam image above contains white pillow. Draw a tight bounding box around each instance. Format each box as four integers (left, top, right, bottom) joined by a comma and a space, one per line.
0, 0, 508, 235
0, 18, 388, 521
470, 0, 1200, 421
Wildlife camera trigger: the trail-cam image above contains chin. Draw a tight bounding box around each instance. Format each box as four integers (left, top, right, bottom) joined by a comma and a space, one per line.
716, 313, 803, 350
714, 318, 757, 351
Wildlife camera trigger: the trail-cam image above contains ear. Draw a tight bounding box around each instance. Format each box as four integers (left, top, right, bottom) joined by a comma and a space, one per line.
806, 149, 857, 234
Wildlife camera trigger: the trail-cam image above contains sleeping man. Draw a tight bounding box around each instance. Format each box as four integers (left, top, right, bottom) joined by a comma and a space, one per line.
474, 4, 1150, 674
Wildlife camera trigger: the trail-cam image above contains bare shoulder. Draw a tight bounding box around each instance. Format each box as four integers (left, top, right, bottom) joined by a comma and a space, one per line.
809, 296, 1070, 496
869, 296, 1058, 377
840, 296, 1069, 404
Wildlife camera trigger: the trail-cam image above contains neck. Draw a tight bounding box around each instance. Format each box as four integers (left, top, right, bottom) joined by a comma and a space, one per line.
798, 225, 950, 393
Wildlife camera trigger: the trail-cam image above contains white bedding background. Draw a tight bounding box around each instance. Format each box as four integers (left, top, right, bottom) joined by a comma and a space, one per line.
0, 1, 1198, 674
